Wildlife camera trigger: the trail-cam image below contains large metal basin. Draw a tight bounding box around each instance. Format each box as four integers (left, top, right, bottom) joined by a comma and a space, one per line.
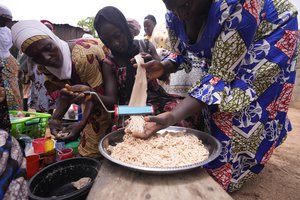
99, 126, 221, 174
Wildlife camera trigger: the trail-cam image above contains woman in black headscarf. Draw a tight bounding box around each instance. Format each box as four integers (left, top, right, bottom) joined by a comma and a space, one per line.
94, 6, 200, 130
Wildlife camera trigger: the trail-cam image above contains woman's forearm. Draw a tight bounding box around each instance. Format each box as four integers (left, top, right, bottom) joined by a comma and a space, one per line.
52, 98, 71, 120
92, 94, 116, 111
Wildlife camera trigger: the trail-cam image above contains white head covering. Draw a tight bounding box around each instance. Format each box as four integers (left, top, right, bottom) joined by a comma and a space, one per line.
0, 4, 12, 20
11, 20, 72, 80
0, 27, 12, 58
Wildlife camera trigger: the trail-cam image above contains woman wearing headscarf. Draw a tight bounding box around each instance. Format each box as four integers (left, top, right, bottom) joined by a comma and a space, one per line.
141, 0, 298, 192
18, 20, 56, 113
11, 20, 115, 158
1, 56, 28, 199
94, 6, 200, 130
0, 4, 22, 111
127, 18, 141, 38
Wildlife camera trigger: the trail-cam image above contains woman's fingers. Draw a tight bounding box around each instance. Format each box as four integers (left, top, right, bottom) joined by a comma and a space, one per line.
65, 84, 91, 92
144, 112, 170, 125
143, 121, 163, 137
143, 113, 170, 138
140, 60, 164, 80
71, 93, 87, 104
65, 84, 72, 91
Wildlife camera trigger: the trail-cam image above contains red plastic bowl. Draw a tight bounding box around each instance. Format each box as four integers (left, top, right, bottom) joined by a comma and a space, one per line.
58, 148, 74, 160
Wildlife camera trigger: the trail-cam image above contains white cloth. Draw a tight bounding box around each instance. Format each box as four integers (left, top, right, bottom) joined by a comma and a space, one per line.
0, 27, 12, 58
128, 54, 147, 107
11, 20, 72, 80
0, 4, 12, 19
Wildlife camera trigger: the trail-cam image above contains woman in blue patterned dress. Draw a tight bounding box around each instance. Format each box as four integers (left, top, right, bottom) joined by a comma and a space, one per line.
140, 0, 298, 192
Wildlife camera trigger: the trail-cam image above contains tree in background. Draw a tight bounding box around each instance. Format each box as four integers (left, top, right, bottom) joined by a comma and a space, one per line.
77, 17, 98, 38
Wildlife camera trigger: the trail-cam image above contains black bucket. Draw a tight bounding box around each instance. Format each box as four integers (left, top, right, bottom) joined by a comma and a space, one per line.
28, 157, 100, 200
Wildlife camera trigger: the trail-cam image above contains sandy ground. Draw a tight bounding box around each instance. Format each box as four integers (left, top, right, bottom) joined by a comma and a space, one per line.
231, 107, 300, 200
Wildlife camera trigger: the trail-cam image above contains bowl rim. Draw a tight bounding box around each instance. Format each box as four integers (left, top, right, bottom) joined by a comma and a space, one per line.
28, 157, 100, 200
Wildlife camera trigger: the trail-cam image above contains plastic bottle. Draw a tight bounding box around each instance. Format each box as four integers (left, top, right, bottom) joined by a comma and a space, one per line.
44, 136, 54, 152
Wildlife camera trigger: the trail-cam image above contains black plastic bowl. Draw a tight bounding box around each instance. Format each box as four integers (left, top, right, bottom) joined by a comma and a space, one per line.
28, 157, 100, 200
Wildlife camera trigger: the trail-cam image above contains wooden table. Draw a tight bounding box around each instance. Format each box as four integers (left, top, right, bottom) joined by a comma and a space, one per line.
87, 160, 233, 200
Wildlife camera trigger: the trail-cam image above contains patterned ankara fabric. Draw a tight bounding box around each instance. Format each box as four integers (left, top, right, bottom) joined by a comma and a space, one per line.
0, 63, 28, 200
150, 23, 205, 97
28, 66, 56, 112
0, 55, 22, 111
164, 0, 298, 192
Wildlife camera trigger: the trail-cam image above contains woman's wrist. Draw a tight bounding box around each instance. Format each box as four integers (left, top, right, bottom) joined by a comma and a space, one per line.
161, 60, 178, 74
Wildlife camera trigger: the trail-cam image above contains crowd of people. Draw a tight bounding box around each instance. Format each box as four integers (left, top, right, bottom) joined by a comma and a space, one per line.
0, 0, 299, 197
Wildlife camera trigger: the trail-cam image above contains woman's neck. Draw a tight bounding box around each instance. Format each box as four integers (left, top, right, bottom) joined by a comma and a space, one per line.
112, 54, 132, 67
185, 15, 207, 44
184, 0, 212, 44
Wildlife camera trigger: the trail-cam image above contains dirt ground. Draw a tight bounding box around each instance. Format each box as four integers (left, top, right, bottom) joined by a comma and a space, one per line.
231, 107, 300, 200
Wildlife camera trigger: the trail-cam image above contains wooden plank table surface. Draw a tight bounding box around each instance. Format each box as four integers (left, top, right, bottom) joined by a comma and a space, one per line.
87, 160, 233, 200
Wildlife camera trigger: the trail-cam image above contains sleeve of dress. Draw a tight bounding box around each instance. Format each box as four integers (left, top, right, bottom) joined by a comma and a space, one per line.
74, 47, 104, 89
43, 75, 64, 101
161, 11, 190, 72
187, 0, 298, 113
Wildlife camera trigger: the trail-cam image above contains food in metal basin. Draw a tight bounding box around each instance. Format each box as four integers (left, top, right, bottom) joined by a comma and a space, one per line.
124, 115, 145, 135
108, 131, 209, 168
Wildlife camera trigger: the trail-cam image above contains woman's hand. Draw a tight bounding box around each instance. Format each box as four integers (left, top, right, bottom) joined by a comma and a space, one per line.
133, 112, 175, 139
0, 87, 5, 102
140, 60, 165, 80
140, 52, 153, 63
131, 52, 153, 65
60, 84, 92, 104
48, 118, 63, 138
55, 121, 85, 142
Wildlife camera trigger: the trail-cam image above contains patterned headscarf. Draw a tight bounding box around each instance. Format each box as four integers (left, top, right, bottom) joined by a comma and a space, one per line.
127, 18, 141, 37
40, 20, 54, 31
11, 20, 72, 80
20, 35, 49, 52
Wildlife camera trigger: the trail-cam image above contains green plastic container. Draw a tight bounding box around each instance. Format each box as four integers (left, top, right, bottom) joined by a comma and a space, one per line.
9, 111, 51, 138
65, 139, 80, 155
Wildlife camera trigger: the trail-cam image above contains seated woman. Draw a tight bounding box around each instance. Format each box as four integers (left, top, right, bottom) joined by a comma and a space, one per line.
0, 4, 22, 111
11, 20, 117, 158
93, 6, 200, 130
0, 73, 27, 199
